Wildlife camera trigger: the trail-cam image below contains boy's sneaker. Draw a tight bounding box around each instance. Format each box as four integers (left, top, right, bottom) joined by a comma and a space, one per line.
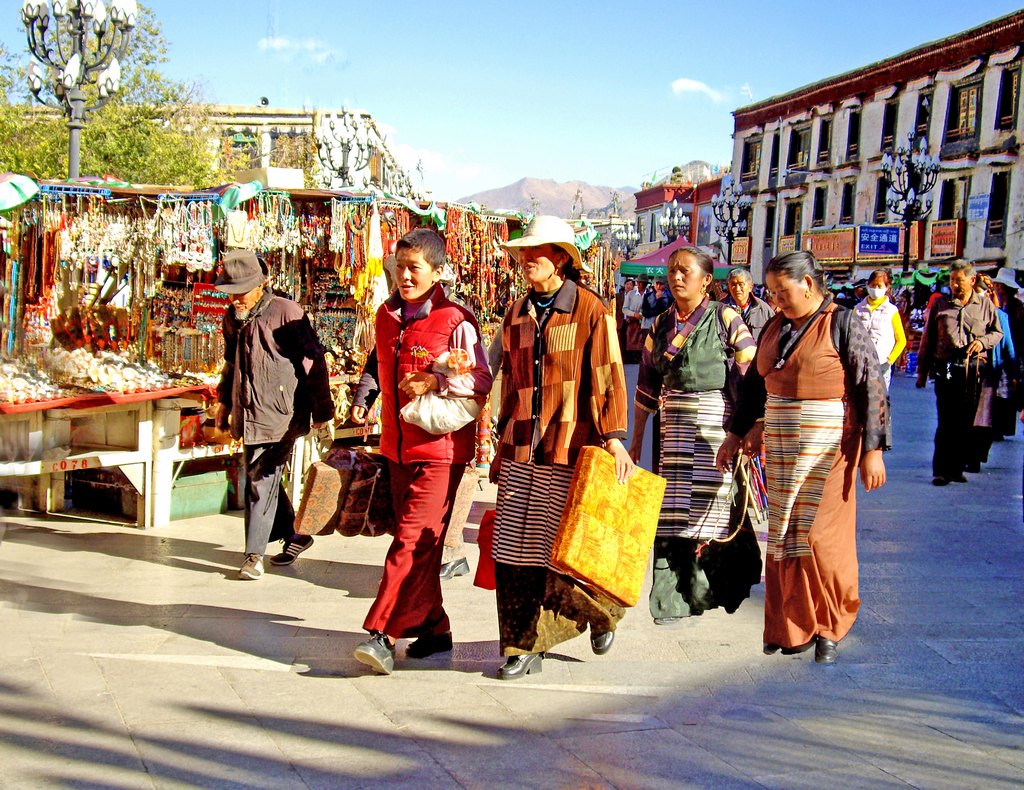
269, 534, 314, 566
353, 632, 396, 675
238, 553, 264, 580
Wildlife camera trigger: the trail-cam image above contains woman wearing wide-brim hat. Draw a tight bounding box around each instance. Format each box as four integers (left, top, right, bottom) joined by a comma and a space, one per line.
490, 215, 635, 679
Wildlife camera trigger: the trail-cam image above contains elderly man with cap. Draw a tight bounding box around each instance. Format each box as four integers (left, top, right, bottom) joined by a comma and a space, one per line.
641, 275, 672, 331
214, 250, 334, 580
490, 215, 634, 680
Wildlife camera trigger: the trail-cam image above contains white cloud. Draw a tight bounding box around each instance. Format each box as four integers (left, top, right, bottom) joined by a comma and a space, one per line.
257, 36, 343, 67
671, 77, 726, 104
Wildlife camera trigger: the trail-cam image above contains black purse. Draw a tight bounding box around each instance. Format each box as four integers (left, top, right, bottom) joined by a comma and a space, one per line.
694, 455, 765, 613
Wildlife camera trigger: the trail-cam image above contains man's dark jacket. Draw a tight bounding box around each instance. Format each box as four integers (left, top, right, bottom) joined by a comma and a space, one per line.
217, 291, 334, 445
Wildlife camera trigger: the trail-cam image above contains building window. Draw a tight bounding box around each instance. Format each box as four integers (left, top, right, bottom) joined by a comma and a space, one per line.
649, 213, 657, 243
874, 176, 889, 223
817, 118, 832, 165
915, 93, 932, 138
840, 182, 854, 224
741, 137, 762, 181
881, 99, 898, 150
945, 81, 981, 143
768, 133, 780, 179
987, 171, 1009, 243
937, 180, 955, 220
846, 109, 861, 160
783, 202, 802, 235
787, 125, 811, 171
996, 66, 1019, 130
763, 204, 776, 251
811, 187, 827, 227
637, 216, 645, 244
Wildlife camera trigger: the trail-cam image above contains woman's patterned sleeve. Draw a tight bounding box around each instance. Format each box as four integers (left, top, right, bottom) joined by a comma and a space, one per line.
634, 319, 663, 413
588, 303, 629, 441
838, 309, 890, 452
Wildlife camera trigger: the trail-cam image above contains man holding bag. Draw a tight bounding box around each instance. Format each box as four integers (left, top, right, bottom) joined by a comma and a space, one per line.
353, 229, 492, 675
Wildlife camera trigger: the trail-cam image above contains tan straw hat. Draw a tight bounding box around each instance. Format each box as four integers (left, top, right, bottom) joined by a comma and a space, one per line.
503, 215, 590, 272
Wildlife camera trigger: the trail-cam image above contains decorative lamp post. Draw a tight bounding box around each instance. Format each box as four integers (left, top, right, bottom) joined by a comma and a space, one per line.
613, 223, 640, 259
658, 199, 691, 244
711, 175, 752, 266
23, 0, 138, 179
880, 132, 941, 274
317, 110, 372, 188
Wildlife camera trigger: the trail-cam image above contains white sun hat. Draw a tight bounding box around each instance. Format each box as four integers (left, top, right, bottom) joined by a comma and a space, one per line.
502, 215, 590, 272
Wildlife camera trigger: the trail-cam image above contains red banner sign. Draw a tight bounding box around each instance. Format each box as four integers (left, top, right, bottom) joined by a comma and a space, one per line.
802, 228, 857, 262
929, 219, 964, 258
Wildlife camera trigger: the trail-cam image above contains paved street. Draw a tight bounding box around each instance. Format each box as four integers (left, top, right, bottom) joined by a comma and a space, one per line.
0, 373, 1022, 789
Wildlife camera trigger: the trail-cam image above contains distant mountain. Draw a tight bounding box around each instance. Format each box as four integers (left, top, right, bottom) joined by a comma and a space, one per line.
458, 178, 638, 220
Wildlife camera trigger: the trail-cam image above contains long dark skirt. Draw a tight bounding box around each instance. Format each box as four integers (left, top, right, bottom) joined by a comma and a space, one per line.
495, 563, 624, 656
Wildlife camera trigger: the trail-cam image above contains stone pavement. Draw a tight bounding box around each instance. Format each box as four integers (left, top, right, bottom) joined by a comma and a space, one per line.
0, 374, 1022, 789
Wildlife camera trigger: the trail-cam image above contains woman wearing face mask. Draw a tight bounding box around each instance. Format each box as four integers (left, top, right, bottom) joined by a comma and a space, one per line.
853, 269, 907, 390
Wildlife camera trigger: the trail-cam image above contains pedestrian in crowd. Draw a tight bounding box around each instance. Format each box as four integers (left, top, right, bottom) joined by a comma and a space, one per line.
622, 276, 646, 361
214, 250, 334, 580
629, 247, 756, 624
853, 268, 907, 389
916, 261, 1003, 486
723, 267, 774, 340
491, 215, 634, 680
641, 276, 673, 331
992, 267, 1024, 436
971, 275, 1016, 466
616, 278, 635, 349
352, 228, 493, 675
717, 250, 888, 664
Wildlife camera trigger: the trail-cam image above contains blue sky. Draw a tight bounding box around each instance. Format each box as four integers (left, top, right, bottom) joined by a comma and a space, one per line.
5, 1, 1022, 200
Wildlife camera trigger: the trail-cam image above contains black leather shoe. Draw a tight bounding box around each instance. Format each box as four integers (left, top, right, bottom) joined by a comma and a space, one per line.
406, 632, 453, 659
815, 637, 838, 664
353, 632, 395, 675
950, 474, 968, 483
763, 643, 782, 655
497, 653, 542, 679
781, 640, 815, 655
590, 630, 614, 656
439, 557, 471, 580
932, 477, 950, 486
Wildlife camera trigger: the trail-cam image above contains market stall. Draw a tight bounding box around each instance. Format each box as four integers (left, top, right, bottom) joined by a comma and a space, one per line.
0, 173, 565, 526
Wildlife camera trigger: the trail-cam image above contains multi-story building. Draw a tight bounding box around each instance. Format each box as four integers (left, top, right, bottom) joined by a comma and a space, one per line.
730, 10, 1024, 283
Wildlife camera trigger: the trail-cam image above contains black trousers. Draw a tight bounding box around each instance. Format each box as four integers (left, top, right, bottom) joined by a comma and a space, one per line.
932, 366, 984, 480
243, 437, 297, 556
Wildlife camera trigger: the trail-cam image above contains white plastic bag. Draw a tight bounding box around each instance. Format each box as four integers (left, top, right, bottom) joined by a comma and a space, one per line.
400, 391, 481, 435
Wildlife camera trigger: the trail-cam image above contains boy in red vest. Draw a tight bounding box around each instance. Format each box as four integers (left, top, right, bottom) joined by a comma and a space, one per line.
353, 229, 493, 674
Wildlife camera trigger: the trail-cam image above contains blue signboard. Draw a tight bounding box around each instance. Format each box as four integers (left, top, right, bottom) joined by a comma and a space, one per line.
967, 194, 990, 221
858, 225, 901, 256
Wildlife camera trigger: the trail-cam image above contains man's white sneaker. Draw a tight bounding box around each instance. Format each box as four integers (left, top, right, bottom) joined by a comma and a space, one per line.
238, 553, 264, 580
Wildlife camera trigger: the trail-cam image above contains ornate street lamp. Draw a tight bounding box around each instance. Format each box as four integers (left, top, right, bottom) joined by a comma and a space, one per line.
711, 175, 753, 265
317, 110, 371, 188
658, 199, 691, 244
23, 0, 138, 179
880, 132, 941, 274
613, 223, 640, 259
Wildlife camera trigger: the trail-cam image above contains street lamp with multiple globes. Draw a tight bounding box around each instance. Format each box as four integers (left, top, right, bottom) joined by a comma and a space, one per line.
711, 175, 753, 265
880, 132, 941, 274
613, 223, 640, 259
22, 0, 138, 180
317, 110, 372, 189
658, 199, 691, 244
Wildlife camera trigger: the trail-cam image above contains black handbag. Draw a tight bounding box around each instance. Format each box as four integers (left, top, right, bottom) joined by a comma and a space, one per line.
694, 455, 765, 613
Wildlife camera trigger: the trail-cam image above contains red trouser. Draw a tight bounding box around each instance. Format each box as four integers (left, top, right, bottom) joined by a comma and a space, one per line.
362, 461, 466, 638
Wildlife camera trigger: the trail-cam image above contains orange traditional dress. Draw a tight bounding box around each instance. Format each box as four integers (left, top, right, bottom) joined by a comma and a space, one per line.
730, 302, 888, 648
